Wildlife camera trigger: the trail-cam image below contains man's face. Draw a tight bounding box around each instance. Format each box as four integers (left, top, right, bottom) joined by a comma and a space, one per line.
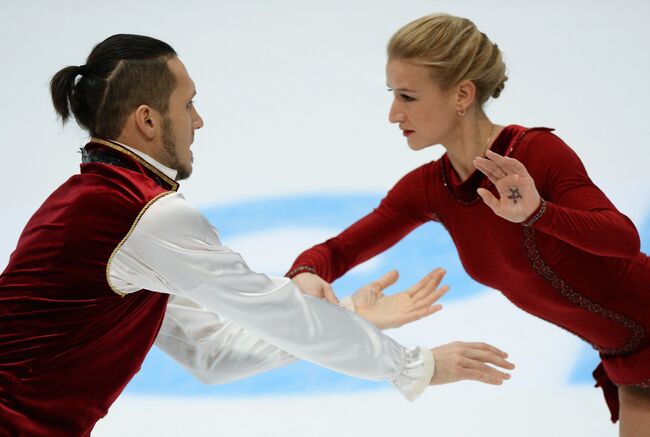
158, 57, 204, 180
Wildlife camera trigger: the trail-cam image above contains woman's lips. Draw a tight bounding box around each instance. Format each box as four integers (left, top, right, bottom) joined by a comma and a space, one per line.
403, 130, 414, 137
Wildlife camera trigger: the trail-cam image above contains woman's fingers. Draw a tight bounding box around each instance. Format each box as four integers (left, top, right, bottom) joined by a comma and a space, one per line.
477, 188, 500, 211
473, 156, 507, 182
485, 150, 529, 177
322, 284, 339, 304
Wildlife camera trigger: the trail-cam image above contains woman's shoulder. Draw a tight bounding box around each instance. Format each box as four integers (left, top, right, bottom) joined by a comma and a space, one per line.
506, 125, 577, 159
507, 125, 588, 182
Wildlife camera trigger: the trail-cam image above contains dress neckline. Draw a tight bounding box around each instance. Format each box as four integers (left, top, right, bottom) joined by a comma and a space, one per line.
440, 124, 526, 205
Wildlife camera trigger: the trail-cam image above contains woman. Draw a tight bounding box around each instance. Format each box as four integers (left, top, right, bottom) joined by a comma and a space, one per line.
288, 13, 650, 435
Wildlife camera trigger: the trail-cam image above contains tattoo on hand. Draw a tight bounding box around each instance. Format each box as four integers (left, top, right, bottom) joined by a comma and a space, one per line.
507, 187, 523, 204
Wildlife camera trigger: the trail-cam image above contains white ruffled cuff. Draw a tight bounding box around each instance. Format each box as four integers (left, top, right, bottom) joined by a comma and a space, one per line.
389, 346, 435, 401
339, 296, 356, 312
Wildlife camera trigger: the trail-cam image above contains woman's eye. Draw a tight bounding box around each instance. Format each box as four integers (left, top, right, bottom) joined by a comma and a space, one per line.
187, 100, 194, 108
401, 94, 415, 102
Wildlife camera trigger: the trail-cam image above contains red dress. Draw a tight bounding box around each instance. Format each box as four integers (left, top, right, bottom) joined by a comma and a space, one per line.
289, 125, 650, 422
0, 140, 173, 436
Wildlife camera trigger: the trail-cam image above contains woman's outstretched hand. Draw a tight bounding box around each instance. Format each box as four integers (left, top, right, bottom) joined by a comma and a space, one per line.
429, 341, 515, 385
473, 150, 541, 223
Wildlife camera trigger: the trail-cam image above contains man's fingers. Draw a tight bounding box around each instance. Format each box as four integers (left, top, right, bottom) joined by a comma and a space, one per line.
372, 270, 399, 292
413, 304, 443, 320
409, 268, 445, 298
461, 367, 509, 385
460, 358, 512, 381
413, 285, 449, 310
462, 348, 515, 370
462, 342, 510, 358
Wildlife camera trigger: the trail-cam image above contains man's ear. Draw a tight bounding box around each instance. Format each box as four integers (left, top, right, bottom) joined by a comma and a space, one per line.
455, 80, 478, 114
132, 105, 160, 140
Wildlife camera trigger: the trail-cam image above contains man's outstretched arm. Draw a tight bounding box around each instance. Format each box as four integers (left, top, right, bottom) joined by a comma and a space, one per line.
108, 192, 513, 398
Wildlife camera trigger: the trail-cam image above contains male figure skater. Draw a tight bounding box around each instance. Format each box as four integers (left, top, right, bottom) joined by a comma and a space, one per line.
0, 34, 514, 435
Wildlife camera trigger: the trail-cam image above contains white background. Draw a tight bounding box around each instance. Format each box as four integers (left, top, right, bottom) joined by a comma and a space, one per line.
1, 1, 649, 436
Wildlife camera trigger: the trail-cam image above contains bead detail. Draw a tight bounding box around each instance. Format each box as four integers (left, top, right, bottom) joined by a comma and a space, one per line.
287, 265, 317, 278
523, 226, 645, 356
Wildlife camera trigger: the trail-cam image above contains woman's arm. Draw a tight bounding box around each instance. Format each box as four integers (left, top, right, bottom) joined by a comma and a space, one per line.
474, 131, 640, 257
288, 164, 435, 283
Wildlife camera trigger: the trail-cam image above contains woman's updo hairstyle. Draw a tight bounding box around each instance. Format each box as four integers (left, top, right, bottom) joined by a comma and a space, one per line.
387, 13, 507, 105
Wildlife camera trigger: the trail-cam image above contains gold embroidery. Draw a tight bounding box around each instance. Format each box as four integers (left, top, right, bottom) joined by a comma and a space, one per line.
106, 191, 174, 297
88, 138, 179, 191
524, 226, 645, 355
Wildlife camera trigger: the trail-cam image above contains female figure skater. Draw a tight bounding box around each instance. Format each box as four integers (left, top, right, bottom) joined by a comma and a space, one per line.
288, 13, 650, 436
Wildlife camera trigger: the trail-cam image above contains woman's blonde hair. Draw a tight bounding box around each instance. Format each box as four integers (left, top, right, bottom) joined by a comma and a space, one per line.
388, 13, 507, 105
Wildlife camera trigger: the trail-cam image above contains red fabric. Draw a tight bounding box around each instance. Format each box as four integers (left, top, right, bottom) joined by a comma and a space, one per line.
289, 125, 650, 421
0, 142, 172, 436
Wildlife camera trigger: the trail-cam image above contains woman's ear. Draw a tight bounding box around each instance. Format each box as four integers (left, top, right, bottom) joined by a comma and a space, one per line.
455, 80, 477, 114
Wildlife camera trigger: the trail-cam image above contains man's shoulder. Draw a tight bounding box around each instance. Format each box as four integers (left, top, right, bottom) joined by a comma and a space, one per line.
66, 164, 171, 212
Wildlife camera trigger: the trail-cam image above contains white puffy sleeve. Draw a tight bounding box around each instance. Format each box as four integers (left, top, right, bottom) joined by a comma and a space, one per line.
108, 192, 433, 400
155, 294, 296, 384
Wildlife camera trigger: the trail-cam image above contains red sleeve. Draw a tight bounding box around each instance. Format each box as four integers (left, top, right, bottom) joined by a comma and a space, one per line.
287, 164, 435, 283
521, 131, 640, 257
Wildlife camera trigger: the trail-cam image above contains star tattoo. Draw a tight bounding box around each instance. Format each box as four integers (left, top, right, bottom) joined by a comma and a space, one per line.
507, 187, 523, 204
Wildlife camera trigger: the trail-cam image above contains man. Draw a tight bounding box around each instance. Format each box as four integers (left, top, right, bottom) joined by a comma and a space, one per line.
0, 34, 514, 436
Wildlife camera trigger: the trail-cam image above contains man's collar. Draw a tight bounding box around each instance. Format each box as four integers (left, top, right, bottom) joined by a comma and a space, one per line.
86, 138, 179, 191
109, 140, 178, 181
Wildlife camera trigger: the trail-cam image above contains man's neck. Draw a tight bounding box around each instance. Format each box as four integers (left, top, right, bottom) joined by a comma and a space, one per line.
109, 139, 178, 181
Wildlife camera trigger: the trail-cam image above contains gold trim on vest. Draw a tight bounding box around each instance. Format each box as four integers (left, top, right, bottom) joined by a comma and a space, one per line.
88, 138, 179, 192
106, 191, 175, 297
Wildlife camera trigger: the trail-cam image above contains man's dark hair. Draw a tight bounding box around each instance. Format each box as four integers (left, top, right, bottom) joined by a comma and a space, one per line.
50, 34, 178, 139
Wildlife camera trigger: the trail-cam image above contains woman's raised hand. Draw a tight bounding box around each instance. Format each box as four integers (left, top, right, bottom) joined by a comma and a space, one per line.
473, 150, 541, 223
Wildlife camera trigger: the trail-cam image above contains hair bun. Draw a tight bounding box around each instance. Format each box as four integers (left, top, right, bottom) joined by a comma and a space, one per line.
492, 76, 508, 99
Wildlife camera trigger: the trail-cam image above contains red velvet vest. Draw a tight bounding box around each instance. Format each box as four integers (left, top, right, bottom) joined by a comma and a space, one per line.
0, 139, 177, 436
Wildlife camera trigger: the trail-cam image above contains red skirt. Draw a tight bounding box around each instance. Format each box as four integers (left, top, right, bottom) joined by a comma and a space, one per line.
593, 345, 650, 422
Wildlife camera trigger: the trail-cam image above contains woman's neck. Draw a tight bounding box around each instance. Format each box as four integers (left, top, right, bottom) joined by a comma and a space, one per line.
444, 112, 500, 182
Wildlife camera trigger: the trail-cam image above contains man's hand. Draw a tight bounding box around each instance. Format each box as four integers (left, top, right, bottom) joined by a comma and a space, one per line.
429, 341, 515, 385
354, 268, 449, 330
292, 272, 339, 304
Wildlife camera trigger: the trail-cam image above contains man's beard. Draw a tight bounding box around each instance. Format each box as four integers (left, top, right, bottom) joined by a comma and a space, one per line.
161, 117, 192, 181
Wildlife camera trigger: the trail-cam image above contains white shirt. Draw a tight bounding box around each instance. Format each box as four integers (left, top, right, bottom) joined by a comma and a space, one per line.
106, 145, 434, 400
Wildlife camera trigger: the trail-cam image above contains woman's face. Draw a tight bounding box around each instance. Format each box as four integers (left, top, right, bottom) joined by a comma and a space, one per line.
386, 58, 458, 150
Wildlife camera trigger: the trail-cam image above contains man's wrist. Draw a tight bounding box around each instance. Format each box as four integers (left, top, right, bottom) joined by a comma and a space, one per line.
390, 346, 435, 401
